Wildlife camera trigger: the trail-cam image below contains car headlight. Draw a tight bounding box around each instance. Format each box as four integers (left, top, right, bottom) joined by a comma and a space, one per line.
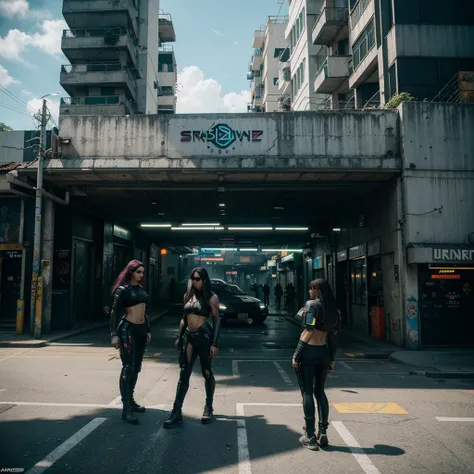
219, 304, 227, 310
259, 304, 266, 309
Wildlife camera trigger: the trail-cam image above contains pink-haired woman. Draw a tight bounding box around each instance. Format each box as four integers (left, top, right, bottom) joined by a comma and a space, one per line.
109, 259, 151, 424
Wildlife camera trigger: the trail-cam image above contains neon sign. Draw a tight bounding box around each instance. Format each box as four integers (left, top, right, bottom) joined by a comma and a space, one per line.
180, 123, 263, 150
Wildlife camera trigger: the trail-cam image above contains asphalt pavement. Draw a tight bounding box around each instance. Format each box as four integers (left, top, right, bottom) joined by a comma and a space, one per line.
0, 309, 473, 474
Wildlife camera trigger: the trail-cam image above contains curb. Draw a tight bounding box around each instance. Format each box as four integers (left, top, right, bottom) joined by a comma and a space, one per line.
424, 371, 474, 379
0, 308, 170, 348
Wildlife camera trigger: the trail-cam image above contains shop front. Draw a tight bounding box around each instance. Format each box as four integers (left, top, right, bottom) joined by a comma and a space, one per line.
407, 245, 474, 347
335, 250, 349, 325
367, 239, 385, 339
349, 244, 367, 333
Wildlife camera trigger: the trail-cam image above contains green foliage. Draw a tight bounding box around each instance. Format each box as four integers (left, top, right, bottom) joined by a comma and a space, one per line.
0, 122, 13, 131
385, 92, 417, 109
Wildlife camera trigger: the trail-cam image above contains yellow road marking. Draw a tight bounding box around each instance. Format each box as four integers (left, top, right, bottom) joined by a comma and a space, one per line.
17, 355, 114, 359
331, 402, 409, 415
344, 352, 365, 358
0, 348, 32, 362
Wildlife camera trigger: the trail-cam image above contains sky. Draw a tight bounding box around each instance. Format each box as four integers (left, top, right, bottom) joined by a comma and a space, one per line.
0, 0, 288, 131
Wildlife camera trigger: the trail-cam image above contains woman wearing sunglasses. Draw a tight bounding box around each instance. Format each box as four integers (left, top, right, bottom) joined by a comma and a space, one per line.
109, 259, 151, 424
164, 266, 221, 428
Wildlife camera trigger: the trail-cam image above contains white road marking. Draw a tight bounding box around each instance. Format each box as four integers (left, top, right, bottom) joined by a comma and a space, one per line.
436, 417, 474, 422
273, 361, 294, 386
340, 361, 352, 370
107, 395, 122, 406
25, 417, 107, 474
332, 421, 381, 474
0, 389, 6, 391
0, 401, 166, 410
236, 403, 252, 474
232, 360, 240, 378
240, 403, 301, 407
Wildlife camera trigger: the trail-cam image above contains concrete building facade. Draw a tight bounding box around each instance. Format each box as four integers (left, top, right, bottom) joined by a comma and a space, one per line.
248, 16, 289, 113
157, 12, 177, 114
59, 0, 177, 117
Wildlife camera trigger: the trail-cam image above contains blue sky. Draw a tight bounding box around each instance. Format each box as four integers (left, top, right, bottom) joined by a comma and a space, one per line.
0, 0, 288, 130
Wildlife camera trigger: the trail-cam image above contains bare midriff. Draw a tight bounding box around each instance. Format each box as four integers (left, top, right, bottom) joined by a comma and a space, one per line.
187, 314, 208, 330
302, 328, 327, 346
124, 303, 146, 325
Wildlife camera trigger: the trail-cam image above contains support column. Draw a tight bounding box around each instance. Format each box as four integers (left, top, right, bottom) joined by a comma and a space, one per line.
41, 198, 55, 333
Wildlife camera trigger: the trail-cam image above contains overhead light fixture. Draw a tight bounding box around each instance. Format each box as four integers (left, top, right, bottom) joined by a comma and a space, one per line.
182, 223, 220, 226
140, 223, 172, 228
239, 248, 258, 251
275, 227, 309, 231
333, 228, 342, 232
200, 247, 237, 251
274, 206, 284, 210
151, 201, 157, 205
228, 227, 273, 231
262, 249, 303, 253
158, 212, 166, 216
219, 203, 226, 207
171, 226, 224, 231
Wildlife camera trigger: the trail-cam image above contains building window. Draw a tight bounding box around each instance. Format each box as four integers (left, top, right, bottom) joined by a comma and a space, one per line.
350, 259, 367, 305
289, 7, 306, 56
352, 18, 375, 71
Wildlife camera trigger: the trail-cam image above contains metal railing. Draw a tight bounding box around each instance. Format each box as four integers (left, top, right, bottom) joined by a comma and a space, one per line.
351, 22, 375, 72
254, 48, 263, 57
62, 27, 130, 38
316, 58, 329, 79
266, 15, 289, 25
61, 63, 136, 86
432, 73, 460, 103
350, 0, 371, 27
60, 96, 121, 106
324, 96, 355, 110
159, 44, 174, 52
159, 13, 172, 22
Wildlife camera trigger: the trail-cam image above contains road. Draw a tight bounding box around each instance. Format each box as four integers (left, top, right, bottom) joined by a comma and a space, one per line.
0, 310, 473, 474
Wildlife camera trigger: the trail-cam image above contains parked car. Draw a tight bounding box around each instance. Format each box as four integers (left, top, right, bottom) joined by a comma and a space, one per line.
171, 278, 268, 325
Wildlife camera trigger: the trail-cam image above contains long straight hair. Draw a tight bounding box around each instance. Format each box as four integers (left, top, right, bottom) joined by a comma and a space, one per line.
184, 267, 212, 307
111, 259, 144, 295
310, 278, 338, 320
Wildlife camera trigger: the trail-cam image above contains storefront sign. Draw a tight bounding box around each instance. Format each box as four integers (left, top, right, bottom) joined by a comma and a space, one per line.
281, 253, 294, 263
349, 244, 365, 260
0, 242, 23, 251
433, 248, 474, 262
113, 224, 132, 241
336, 250, 347, 262
313, 256, 324, 270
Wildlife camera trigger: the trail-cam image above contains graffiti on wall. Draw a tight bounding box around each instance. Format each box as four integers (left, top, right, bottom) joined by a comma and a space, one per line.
405, 295, 419, 348
180, 123, 263, 150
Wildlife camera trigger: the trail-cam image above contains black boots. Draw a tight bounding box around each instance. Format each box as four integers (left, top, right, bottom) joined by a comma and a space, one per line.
122, 406, 139, 424
299, 417, 318, 450
129, 371, 146, 413
163, 404, 183, 429
201, 399, 214, 424
317, 421, 329, 447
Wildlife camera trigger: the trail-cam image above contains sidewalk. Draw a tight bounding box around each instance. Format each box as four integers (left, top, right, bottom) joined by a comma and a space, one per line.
0, 307, 170, 348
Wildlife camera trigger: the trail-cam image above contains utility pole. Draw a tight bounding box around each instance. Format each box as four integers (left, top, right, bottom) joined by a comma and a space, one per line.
31, 98, 48, 339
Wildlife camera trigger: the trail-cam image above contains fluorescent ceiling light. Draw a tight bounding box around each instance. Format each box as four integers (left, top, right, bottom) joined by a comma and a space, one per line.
274, 206, 284, 210
200, 248, 237, 251
228, 227, 273, 231
140, 224, 172, 228
275, 227, 309, 231
262, 249, 303, 253
219, 203, 226, 207
171, 227, 224, 231
239, 248, 258, 251
182, 223, 220, 226
333, 228, 342, 232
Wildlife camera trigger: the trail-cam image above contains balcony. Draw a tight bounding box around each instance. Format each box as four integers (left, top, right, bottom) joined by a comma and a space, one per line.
62, 0, 138, 32
61, 28, 138, 70
253, 29, 265, 49
350, 0, 374, 41
59, 95, 135, 116
60, 63, 137, 100
251, 48, 263, 70
314, 55, 351, 94
159, 13, 176, 42
312, 7, 349, 46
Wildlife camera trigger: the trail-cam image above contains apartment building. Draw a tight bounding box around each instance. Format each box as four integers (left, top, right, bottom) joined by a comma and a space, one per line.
248, 16, 289, 113
59, 0, 175, 117
157, 12, 177, 114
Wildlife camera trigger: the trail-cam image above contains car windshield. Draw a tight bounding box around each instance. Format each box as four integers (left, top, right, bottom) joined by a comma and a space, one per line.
212, 281, 244, 295
229, 285, 246, 295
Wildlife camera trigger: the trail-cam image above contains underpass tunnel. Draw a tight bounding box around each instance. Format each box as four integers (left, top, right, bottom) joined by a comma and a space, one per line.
10, 168, 401, 341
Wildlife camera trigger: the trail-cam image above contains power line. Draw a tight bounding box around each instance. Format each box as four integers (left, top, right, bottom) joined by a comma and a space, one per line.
0, 85, 37, 114
0, 101, 33, 118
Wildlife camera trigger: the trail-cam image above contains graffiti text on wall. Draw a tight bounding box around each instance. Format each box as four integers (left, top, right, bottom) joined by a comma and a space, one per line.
181, 123, 263, 150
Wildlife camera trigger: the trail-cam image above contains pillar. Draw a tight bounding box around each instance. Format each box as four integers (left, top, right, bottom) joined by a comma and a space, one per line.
41, 198, 55, 333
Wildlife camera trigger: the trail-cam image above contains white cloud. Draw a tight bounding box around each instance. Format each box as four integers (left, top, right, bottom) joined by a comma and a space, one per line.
0, 0, 28, 17
0, 19, 67, 62
0, 65, 20, 87
22, 89, 33, 96
211, 29, 225, 37
0, 0, 51, 19
27, 97, 60, 125
176, 66, 250, 114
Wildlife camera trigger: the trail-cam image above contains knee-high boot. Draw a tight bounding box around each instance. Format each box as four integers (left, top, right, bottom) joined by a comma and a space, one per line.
129, 370, 146, 412
201, 372, 216, 424
163, 369, 189, 429
120, 365, 138, 424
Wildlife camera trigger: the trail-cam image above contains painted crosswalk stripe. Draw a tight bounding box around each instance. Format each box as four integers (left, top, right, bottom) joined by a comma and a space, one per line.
273, 361, 293, 386
332, 421, 381, 474
236, 403, 251, 474
436, 417, 474, 422
25, 417, 107, 474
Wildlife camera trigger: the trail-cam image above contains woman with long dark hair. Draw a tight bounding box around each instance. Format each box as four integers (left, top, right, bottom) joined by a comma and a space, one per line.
164, 266, 221, 428
292, 278, 339, 450
110, 259, 151, 424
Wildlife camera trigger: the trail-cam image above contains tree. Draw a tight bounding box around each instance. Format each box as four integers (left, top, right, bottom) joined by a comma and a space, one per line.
0, 122, 13, 131
385, 92, 416, 109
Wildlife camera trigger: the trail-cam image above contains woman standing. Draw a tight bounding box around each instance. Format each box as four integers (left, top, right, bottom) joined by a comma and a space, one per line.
110, 260, 151, 424
292, 279, 339, 450
164, 267, 221, 429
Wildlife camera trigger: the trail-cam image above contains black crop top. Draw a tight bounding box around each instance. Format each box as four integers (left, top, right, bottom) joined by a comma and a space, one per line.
110, 284, 150, 337
301, 299, 325, 331
183, 293, 213, 317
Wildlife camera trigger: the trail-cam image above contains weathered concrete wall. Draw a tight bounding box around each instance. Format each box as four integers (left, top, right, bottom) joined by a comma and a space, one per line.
56, 111, 400, 170
0, 131, 24, 163
400, 102, 474, 245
